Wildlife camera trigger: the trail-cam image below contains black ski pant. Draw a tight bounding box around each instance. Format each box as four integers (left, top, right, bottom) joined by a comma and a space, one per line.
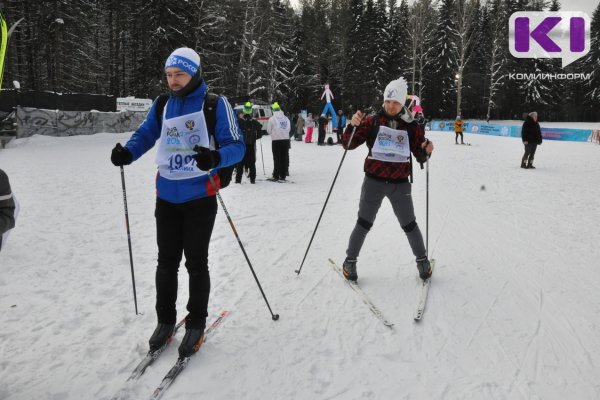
235, 144, 256, 182
522, 143, 538, 165
272, 139, 289, 180
346, 176, 426, 261
155, 196, 217, 328
455, 132, 464, 144
318, 128, 326, 145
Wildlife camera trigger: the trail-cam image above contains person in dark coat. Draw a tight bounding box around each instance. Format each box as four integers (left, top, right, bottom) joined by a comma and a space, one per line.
235, 103, 262, 183
521, 111, 543, 169
0, 168, 17, 252
317, 114, 328, 145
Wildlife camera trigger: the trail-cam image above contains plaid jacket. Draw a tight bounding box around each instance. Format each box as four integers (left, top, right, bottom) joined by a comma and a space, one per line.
341, 110, 428, 182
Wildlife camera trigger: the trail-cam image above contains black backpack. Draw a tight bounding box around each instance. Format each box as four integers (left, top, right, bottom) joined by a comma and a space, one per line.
155, 93, 235, 188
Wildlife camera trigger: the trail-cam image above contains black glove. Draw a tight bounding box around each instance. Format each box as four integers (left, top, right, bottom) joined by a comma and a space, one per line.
111, 143, 132, 166
192, 146, 220, 171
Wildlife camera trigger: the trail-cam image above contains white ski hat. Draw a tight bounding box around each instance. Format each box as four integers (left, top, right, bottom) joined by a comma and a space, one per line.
383, 77, 408, 104
164, 47, 201, 76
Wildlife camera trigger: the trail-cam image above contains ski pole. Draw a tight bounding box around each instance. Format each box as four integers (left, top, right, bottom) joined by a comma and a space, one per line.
119, 166, 139, 315
426, 156, 429, 258
207, 173, 279, 321
259, 134, 266, 175
295, 120, 360, 276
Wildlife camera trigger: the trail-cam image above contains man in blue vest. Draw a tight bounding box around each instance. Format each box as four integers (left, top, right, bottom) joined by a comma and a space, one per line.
110, 47, 244, 358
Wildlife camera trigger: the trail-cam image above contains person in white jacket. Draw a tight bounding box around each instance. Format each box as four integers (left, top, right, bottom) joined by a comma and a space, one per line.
266, 102, 291, 181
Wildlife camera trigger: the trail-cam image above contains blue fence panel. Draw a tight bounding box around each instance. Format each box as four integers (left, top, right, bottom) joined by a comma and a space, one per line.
430, 120, 592, 142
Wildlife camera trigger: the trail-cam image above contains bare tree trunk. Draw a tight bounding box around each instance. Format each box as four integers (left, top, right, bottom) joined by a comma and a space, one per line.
452, 0, 478, 117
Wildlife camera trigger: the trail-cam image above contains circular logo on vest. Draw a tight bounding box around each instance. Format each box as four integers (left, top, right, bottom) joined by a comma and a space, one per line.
189, 134, 201, 145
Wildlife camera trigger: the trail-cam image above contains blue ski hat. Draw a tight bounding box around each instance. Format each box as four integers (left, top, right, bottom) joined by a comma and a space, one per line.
165, 47, 201, 77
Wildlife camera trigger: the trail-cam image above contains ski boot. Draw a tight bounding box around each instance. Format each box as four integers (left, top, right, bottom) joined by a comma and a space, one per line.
416, 257, 432, 280
178, 318, 206, 358
342, 258, 358, 282
149, 323, 175, 352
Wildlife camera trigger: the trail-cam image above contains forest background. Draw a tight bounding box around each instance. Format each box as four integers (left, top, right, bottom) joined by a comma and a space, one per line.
0, 0, 599, 121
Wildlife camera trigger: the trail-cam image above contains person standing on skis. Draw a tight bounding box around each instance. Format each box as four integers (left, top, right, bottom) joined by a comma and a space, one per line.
340, 77, 434, 282
110, 47, 244, 358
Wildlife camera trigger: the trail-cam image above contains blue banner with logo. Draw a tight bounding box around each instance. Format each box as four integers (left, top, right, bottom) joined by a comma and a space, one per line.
430, 120, 592, 142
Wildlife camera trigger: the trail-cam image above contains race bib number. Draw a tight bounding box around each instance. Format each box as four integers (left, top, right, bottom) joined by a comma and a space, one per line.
156, 106, 210, 180
370, 125, 410, 163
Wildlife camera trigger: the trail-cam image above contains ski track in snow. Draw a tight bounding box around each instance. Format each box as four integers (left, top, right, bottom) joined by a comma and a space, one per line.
1, 128, 599, 400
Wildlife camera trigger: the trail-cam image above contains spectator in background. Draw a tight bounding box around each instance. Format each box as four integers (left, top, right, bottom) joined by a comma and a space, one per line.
295, 112, 305, 141
521, 111, 543, 169
0, 168, 18, 253
235, 103, 262, 184
317, 113, 328, 146
454, 114, 464, 145
336, 110, 346, 144
267, 102, 291, 181
304, 113, 314, 143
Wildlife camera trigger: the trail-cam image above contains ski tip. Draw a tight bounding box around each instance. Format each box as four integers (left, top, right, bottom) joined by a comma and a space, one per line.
219, 310, 230, 317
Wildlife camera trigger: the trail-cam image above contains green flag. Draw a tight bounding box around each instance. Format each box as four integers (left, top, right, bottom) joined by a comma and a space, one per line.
0, 12, 7, 91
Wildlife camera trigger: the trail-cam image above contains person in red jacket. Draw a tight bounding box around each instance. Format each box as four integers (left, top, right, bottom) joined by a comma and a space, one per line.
340, 77, 434, 282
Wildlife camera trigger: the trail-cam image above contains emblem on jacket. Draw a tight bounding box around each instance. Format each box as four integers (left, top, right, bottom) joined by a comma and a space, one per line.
185, 120, 195, 130
189, 134, 201, 145
167, 126, 180, 137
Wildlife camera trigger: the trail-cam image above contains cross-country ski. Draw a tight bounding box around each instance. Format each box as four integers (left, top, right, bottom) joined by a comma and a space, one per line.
414, 259, 436, 321
2, 2, 600, 397
149, 310, 229, 400
328, 258, 394, 328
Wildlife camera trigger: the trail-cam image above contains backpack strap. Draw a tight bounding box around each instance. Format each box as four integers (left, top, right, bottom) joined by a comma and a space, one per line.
202, 93, 219, 138
154, 94, 169, 130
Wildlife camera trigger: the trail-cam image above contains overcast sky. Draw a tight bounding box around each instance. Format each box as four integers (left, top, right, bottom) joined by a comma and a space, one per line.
289, 0, 598, 17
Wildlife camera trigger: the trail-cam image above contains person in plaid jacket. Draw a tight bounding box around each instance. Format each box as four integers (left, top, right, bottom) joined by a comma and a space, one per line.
340, 77, 434, 282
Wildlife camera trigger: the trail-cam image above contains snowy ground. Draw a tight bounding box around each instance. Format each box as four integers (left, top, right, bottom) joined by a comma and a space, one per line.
1, 129, 599, 400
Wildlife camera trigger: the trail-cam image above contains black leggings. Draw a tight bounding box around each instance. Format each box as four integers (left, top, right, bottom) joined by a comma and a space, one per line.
154, 196, 217, 327
455, 132, 463, 143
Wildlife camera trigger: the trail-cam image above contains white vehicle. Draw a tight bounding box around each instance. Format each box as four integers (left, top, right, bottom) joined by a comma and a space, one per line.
233, 103, 272, 133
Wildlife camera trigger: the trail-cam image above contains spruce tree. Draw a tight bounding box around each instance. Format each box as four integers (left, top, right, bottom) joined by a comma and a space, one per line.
424, 0, 457, 117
